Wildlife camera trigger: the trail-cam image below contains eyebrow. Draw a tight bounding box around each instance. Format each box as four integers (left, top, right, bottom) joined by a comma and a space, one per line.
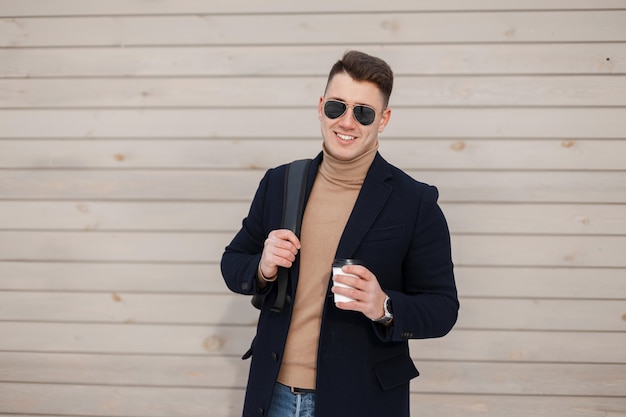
326, 96, 375, 108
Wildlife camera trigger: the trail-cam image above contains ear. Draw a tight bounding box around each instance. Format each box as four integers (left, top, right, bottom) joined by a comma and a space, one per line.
318, 96, 324, 119
378, 108, 391, 133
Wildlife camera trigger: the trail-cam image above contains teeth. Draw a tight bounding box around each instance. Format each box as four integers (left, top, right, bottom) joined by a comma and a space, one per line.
337, 133, 355, 141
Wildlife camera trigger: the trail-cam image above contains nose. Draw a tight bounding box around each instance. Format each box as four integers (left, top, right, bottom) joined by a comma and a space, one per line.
338, 106, 358, 129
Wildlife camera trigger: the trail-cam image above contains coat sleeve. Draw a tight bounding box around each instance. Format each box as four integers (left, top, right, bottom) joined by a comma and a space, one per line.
220, 169, 274, 296
374, 185, 459, 342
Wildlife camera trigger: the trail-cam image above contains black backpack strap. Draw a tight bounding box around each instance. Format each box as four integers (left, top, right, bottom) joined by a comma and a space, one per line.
271, 158, 311, 313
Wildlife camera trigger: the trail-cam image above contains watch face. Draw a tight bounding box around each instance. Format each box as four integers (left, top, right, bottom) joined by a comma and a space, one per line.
374, 296, 393, 323
384, 296, 393, 315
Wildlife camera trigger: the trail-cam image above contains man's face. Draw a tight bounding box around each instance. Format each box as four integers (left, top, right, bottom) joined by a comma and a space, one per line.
318, 72, 391, 161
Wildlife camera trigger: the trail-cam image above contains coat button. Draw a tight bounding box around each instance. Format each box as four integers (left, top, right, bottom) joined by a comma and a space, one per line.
258, 406, 265, 416
241, 282, 250, 290
271, 352, 279, 362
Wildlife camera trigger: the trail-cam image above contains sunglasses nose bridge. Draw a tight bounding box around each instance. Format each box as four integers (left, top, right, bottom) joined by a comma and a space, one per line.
338, 104, 358, 126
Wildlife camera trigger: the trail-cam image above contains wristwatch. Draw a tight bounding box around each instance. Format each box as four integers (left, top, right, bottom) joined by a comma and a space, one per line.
373, 294, 393, 325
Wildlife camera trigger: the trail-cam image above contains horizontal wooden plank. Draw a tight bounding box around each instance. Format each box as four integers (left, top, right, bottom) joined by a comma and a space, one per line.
0, 169, 265, 201
0, 201, 251, 232
0, 322, 254, 356
0, 352, 245, 388
1, 170, 625, 203
0, 384, 624, 417
455, 266, 626, 299
0, 231, 624, 267
1, 44, 624, 77
0, 382, 245, 417
3, 76, 626, 108
0, 231, 232, 263
416, 329, 626, 363
2, 12, 625, 47
418, 362, 626, 396
0, 139, 321, 169
2, 0, 625, 16
1, 261, 624, 300
0, 292, 255, 326
394, 75, 626, 107
457, 299, 626, 331
1, 352, 624, 397
2, 139, 626, 171
0, 262, 226, 293
1, 322, 624, 363
452, 235, 626, 268
1, 201, 624, 235
415, 171, 626, 204
2, 108, 625, 139
1, 292, 624, 331
443, 203, 626, 235
415, 394, 626, 417
0, 201, 250, 231
0, 77, 321, 108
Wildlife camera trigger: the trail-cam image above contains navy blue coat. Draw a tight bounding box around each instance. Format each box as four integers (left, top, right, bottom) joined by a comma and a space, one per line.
221, 152, 458, 417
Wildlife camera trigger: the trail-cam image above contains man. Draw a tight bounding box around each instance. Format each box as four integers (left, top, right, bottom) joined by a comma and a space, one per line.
221, 50, 458, 417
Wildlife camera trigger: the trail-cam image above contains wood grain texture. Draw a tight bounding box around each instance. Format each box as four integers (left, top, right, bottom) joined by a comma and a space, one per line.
2, 323, 624, 363
2, 108, 626, 138
0, 261, 623, 300
2, 12, 625, 47
0, 231, 624, 266
1, 352, 624, 396
3, 76, 626, 108
1, 3, 624, 416
2, 170, 625, 203
2, 139, 625, 170
1, 383, 623, 417
1, 292, 624, 332
1, 201, 624, 235
2, 44, 624, 77
2, 0, 626, 16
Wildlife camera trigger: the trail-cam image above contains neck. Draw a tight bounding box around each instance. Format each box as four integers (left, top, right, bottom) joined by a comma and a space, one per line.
320, 143, 378, 188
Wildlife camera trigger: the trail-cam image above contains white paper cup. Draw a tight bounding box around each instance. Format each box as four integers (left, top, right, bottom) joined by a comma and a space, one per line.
332, 259, 363, 303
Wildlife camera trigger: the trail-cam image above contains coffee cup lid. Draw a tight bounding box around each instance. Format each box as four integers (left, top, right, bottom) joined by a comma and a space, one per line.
333, 258, 364, 267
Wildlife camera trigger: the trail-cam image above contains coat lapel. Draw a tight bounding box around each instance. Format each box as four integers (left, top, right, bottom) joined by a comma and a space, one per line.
335, 153, 392, 259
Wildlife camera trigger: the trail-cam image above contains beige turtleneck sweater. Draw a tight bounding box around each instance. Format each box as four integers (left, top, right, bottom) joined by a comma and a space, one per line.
277, 142, 378, 390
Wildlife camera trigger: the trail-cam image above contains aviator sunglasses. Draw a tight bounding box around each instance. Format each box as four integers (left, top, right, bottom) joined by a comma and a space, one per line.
323, 100, 378, 126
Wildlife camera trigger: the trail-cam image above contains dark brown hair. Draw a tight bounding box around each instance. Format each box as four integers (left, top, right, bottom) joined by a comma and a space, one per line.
325, 50, 394, 108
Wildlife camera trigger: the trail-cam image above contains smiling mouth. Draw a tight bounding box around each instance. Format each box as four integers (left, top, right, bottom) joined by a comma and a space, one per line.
336, 132, 356, 141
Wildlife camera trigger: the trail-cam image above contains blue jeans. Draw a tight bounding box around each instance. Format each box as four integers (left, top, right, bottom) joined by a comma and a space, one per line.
267, 383, 316, 417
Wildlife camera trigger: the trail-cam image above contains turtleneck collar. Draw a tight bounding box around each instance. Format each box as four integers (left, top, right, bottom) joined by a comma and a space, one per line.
319, 142, 379, 188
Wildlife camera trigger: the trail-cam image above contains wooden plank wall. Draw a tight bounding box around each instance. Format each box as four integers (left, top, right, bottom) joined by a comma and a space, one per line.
1, 1, 625, 415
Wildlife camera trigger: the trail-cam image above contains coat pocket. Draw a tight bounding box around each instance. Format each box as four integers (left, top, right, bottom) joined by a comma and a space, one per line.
374, 353, 419, 390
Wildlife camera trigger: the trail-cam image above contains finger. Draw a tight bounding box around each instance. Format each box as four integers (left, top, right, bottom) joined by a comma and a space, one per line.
332, 287, 362, 308
341, 265, 371, 280
269, 229, 301, 250
332, 273, 361, 289
332, 279, 368, 303
334, 300, 361, 311
265, 237, 296, 255
263, 246, 297, 267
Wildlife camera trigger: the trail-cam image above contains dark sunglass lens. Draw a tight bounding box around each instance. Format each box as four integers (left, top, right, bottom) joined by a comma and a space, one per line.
324, 101, 347, 119
353, 106, 376, 126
